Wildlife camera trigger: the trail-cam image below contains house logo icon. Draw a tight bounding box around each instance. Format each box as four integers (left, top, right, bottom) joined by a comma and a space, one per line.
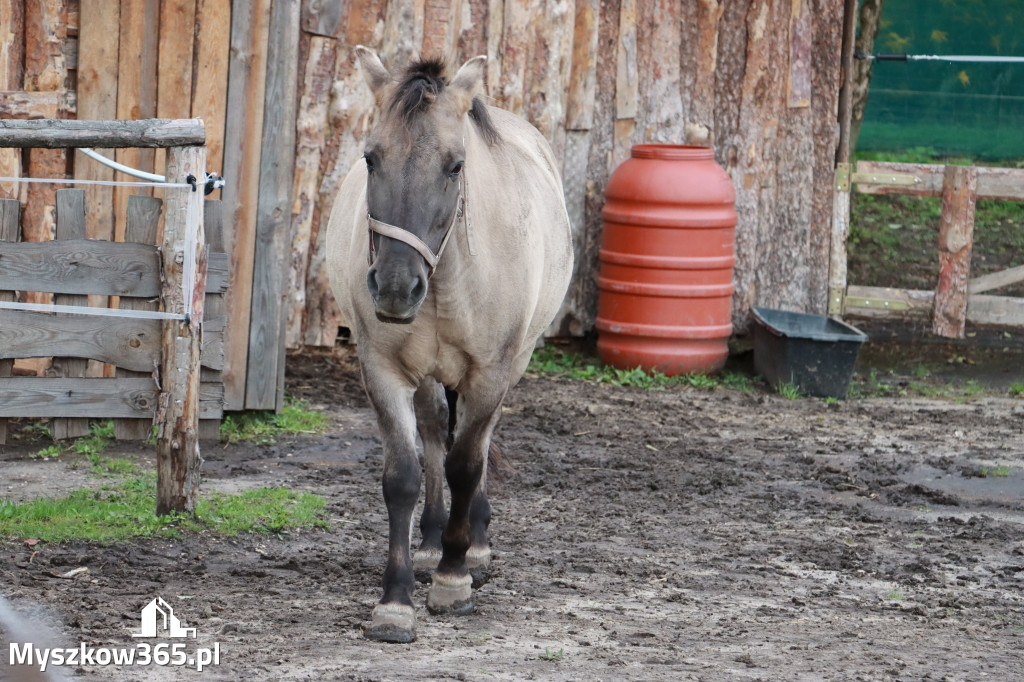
132, 597, 197, 639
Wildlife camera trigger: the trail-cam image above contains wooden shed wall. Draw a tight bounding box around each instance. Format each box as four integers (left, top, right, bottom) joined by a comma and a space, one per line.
0, 0, 845, 406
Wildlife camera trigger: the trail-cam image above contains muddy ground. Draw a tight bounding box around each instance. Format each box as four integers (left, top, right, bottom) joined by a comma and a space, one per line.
2, 347, 1024, 681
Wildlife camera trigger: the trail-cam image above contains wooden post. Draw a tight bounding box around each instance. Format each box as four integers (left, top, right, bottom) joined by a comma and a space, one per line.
115, 195, 162, 440
0, 197, 20, 443
246, 0, 299, 411
50, 188, 89, 440
0, 0, 24, 201
933, 164, 977, 339
156, 144, 207, 516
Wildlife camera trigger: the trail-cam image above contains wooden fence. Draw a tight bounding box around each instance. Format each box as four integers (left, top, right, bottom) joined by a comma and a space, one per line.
829, 161, 1024, 336
0, 118, 219, 514
0, 0, 849, 412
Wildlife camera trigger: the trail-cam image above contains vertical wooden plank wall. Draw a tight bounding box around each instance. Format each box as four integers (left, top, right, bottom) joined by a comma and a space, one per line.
0, 199, 20, 442
0, 0, 24, 201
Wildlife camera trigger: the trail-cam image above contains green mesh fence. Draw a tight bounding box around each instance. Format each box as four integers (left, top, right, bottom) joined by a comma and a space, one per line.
858, 0, 1024, 160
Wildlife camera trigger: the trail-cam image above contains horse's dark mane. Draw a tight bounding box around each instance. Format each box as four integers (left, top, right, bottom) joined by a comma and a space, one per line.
386, 57, 501, 146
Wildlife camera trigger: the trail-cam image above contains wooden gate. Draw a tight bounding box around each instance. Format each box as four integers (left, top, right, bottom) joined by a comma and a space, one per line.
829, 160, 1024, 337
0, 117, 220, 514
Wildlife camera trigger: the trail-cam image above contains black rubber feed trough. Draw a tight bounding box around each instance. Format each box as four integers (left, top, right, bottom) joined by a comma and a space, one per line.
751, 307, 869, 399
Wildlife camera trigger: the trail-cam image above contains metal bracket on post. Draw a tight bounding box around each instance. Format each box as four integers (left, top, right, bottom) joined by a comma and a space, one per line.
827, 286, 846, 316
835, 163, 851, 193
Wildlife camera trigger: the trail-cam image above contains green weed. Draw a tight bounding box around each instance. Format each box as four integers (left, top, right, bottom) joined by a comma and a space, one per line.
0, 475, 327, 543
539, 648, 564, 662
220, 397, 328, 445
31, 445, 62, 460
70, 421, 114, 456
1010, 382, 1024, 398
776, 381, 802, 400
980, 466, 1011, 478
823, 396, 840, 406
887, 589, 907, 601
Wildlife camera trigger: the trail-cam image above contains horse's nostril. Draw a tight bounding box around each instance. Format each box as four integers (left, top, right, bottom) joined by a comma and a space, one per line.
366, 269, 381, 300
409, 276, 426, 303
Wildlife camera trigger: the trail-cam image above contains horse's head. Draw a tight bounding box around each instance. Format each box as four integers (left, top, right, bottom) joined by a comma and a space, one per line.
355, 47, 491, 324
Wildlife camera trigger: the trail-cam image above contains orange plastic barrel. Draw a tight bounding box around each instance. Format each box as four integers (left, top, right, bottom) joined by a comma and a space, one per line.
596, 144, 737, 375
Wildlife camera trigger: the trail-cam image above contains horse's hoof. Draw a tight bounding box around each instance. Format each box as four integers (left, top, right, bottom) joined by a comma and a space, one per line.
365, 604, 416, 643
413, 549, 441, 583
427, 573, 473, 615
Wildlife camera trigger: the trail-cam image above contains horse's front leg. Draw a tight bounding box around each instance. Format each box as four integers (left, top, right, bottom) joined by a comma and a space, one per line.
427, 383, 504, 615
362, 368, 421, 643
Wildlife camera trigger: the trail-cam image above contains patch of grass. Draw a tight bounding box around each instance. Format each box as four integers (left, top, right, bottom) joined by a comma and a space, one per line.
887, 589, 907, 601
220, 396, 328, 445
31, 445, 62, 460
527, 346, 741, 392
21, 423, 52, 440
822, 396, 841, 406
70, 421, 114, 457
0, 475, 328, 543
538, 648, 564, 663
776, 381, 802, 400
1010, 382, 1024, 398
980, 466, 1012, 478
721, 372, 754, 392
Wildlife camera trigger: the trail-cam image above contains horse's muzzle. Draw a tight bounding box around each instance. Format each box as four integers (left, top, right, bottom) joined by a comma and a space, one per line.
367, 267, 427, 323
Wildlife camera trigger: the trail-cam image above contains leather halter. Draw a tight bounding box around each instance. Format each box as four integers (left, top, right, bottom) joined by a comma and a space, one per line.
367, 178, 464, 275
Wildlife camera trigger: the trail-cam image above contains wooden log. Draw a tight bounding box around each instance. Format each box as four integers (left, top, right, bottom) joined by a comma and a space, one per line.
845, 285, 1024, 329
0, 0, 24, 201
636, 0, 683, 142
115, 195, 161, 440
156, 144, 207, 516
0, 197, 20, 443
457, 0, 488, 61
246, 0, 300, 411
422, 0, 452, 58
0, 378, 223, 418
0, 90, 76, 118
614, 0, 638, 120
497, 0, 533, 114
828, 180, 850, 316
485, 0, 504, 100
0, 311, 160, 371
199, 198, 226, 439
302, 0, 345, 37
382, 0, 425, 64
220, 0, 271, 410
113, 0, 160, 246
51, 188, 89, 440
788, 0, 812, 108
0, 118, 206, 148
855, 161, 1024, 202
933, 164, 977, 339
192, 0, 231, 182
286, 35, 336, 349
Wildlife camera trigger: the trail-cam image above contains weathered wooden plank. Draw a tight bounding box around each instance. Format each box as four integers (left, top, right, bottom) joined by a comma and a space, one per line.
199, 198, 226, 437
287, 35, 336, 349
636, 0, 683, 142
73, 0, 119, 249
0, 90, 76, 118
113, 0, 160, 247
51, 188, 89, 439
788, 0, 811, 108
565, 0, 600, 131
115, 194, 161, 439
933, 165, 977, 338
221, 0, 271, 409
525, 0, 573, 157
827, 183, 850, 316
382, 0, 424, 64
247, 0, 300, 411
0, 0, 24, 201
485, 0, 504, 100
856, 161, 1024, 202
845, 285, 1024, 329
0, 240, 160, 296
303, 0, 345, 37
0, 118, 206, 148
192, 0, 231, 182
422, 0, 452, 57
0, 197, 20, 443
154, 0, 197, 177
968, 264, 1024, 296
0, 378, 223, 418
497, 0, 532, 114
0, 311, 160, 371
156, 144, 207, 516
614, 0, 637, 120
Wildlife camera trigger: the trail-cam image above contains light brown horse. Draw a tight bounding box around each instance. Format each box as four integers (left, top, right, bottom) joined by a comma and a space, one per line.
326, 48, 573, 642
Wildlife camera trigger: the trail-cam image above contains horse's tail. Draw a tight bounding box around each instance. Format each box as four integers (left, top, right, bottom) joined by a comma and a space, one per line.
487, 438, 513, 493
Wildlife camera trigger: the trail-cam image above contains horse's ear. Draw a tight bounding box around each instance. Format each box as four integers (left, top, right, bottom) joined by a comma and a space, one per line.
450, 55, 487, 113
354, 45, 391, 105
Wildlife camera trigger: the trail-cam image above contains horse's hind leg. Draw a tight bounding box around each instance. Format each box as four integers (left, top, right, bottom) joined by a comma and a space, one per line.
361, 367, 420, 643
412, 380, 448, 581
427, 384, 504, 615
466, 485, 492, 587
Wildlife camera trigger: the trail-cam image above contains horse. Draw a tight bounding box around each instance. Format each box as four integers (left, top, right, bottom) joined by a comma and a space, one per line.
325, 47, 574, 643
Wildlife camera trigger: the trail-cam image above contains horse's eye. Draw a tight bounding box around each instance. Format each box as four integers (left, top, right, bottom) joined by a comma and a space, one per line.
364, 152, 376, 174
447, 161, 464, 179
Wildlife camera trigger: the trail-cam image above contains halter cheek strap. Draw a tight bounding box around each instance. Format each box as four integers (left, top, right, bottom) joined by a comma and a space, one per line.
367, 178, 465, 275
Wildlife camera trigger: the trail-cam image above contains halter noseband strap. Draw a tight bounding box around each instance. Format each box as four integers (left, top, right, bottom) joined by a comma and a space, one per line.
366, 179, 465, 275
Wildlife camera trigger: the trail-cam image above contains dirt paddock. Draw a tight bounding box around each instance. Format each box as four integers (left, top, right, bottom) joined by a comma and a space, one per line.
3, 348, 1024, 681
